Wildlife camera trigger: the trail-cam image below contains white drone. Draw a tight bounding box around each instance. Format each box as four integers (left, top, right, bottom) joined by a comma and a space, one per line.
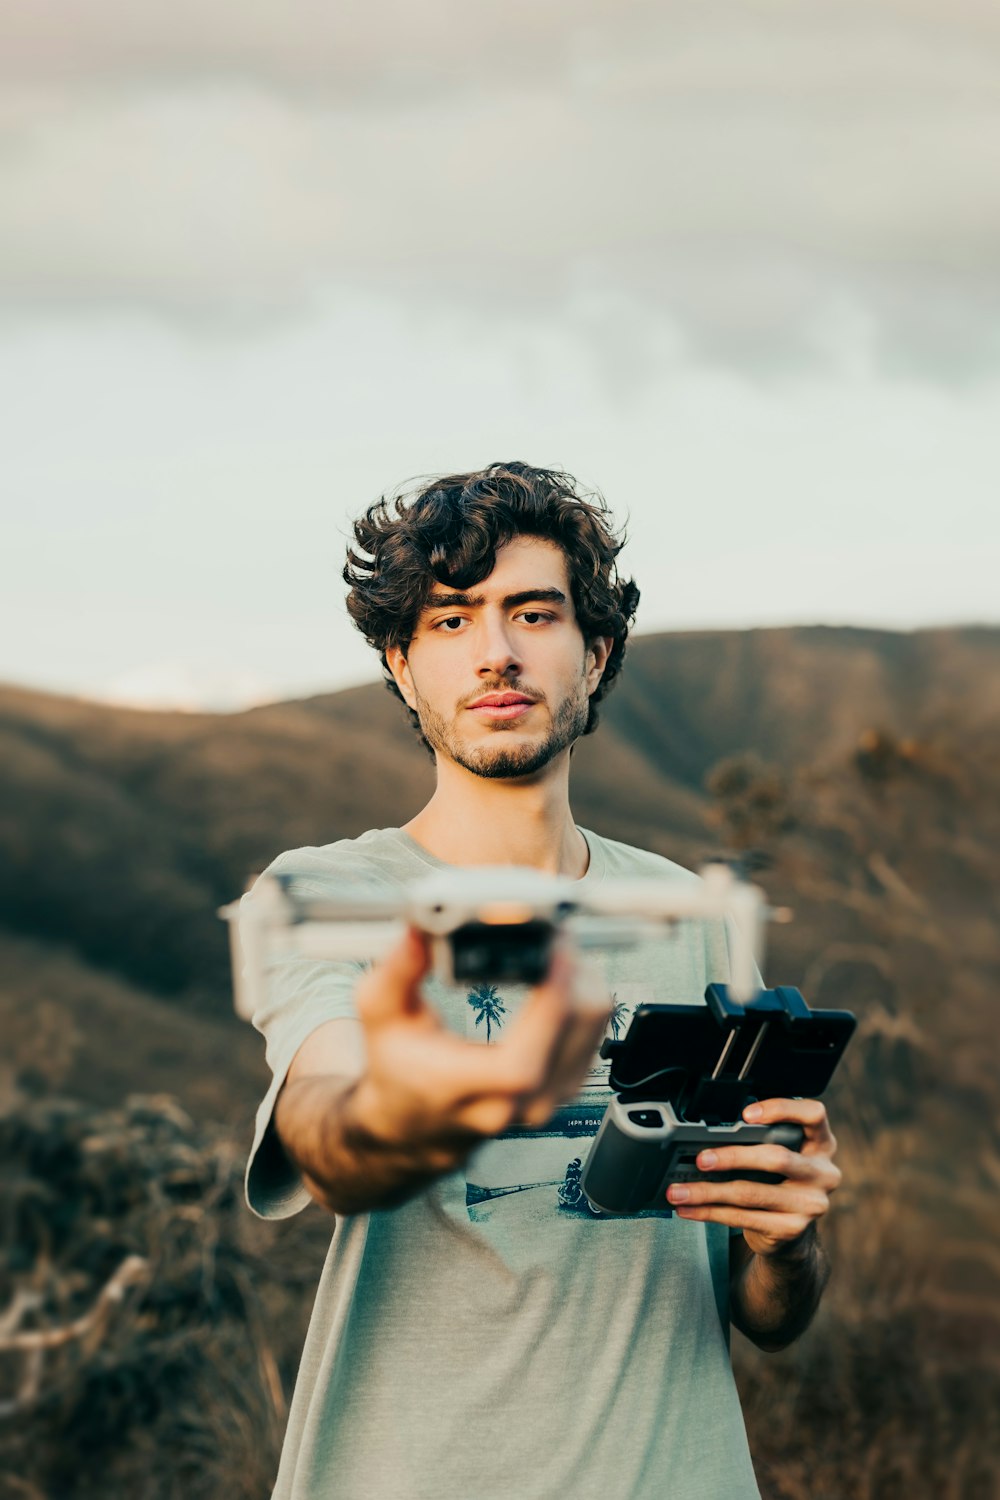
220, 861, 783, 1022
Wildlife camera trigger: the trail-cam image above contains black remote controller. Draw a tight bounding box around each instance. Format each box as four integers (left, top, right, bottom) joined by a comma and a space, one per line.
580, 984, 854, 1217
581, 1098, 805, 1216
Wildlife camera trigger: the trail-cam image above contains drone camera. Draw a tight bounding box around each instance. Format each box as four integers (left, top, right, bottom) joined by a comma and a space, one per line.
446, 917, 557, 986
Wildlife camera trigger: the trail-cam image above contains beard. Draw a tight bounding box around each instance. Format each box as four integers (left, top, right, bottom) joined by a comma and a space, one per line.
414, 681, 590, 780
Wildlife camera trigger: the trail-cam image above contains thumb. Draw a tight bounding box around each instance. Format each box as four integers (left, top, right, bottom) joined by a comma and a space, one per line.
355, 925, 431, 1024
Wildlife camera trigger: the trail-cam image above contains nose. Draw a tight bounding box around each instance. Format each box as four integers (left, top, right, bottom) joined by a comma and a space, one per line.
475, 611, 522, 680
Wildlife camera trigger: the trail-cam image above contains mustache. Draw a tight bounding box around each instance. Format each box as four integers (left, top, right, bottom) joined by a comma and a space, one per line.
458, 679, 546, 708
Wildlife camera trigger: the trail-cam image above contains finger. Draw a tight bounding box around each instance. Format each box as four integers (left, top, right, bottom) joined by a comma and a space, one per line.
494, 944, 580, 1088
516, 1009, 610, 1127
382, 966, 573, 1109
355, 926, 432, 1024
674, 1205, 813, 1238
667, 1179, 830, 1217
549, 1006, 611, 1098
502, 948, 610, 1118
363, 937, 606, 1126
692, 1143, 838, 1186
568, 947, 615, 1019
743, 1097, 836, 1147
532, 948, 611, 1089
451, 1092, 522, 1136
374, 992, 568, 1113
362, 1020, 523, 1140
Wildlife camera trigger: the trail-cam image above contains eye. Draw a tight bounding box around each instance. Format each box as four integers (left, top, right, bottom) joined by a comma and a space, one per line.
433, 615, 467, 632
518, 611, 554, 625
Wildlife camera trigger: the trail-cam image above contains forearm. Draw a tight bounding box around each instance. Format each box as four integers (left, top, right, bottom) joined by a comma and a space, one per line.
274, 1074, 474, 1216
729, 1225, 831, 1352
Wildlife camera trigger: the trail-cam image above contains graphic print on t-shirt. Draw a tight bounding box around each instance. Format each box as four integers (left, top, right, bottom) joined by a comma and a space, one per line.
462, 982, 674, 1222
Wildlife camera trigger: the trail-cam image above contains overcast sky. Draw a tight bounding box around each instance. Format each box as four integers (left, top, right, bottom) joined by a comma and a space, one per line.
3, 0, 998, 709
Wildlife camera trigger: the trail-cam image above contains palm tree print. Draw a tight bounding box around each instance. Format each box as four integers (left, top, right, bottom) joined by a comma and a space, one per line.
467, 984, 507, 1043
608, 995, 631, 1042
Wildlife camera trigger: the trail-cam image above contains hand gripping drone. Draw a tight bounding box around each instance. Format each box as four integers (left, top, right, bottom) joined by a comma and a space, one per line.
220, 861, 854, 1216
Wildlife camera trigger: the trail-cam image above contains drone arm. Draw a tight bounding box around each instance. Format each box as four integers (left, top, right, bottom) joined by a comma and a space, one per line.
582, 877, 738, 921
724, 881, 767, 1004
581, 871, 765, 1003
288, 920, 405, 964
218, 881, 289, 1023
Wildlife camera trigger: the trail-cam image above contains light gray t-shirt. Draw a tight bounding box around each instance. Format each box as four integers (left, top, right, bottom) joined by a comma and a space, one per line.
244, 827, 762, 1500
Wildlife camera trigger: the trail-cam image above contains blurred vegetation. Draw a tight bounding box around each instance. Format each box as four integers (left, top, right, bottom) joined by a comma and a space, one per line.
0, 1093, 329, 1500
1, 624, 998, 1498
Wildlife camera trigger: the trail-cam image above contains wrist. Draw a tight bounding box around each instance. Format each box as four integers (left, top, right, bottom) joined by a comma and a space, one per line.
341, 1075, 406, 1151
343, 1076, 469, 1177
752, 1221, 819, 1264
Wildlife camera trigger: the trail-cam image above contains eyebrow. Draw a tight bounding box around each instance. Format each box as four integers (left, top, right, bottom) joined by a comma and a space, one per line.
420, 587, 568, 615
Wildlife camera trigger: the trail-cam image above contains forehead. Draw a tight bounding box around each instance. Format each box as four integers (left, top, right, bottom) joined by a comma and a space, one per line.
426, 534, 570, 598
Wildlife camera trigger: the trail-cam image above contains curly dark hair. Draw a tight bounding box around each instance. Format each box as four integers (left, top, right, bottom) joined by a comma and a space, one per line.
343, 460, 640, 744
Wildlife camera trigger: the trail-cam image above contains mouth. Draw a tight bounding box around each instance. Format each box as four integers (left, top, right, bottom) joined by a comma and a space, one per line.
467, 692, 538, 721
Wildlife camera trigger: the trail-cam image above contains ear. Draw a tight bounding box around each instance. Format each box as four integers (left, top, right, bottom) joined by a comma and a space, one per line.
586, 636, 614, 695
385, 644, 418, 710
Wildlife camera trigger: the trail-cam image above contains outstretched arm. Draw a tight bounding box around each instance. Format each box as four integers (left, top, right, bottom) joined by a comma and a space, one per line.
275, 928, 610, 1216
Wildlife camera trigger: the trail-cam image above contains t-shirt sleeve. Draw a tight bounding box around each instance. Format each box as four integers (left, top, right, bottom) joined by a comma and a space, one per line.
240, 862, 366, 1221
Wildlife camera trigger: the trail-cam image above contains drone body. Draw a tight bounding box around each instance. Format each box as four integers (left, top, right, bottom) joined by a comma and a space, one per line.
220, 861, 774, 1022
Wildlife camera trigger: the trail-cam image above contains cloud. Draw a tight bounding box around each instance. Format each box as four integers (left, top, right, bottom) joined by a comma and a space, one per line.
5, 0, 1000, 97
3, 0, 1000, 375
2, 0, 607, 95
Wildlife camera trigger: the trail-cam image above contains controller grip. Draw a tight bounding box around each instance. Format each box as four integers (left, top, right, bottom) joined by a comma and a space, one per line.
581, 1108, 806, 1216
581, 1111, 666, 1214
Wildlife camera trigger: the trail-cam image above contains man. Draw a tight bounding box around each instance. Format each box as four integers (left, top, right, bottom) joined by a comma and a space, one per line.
244, 461, 841, 1500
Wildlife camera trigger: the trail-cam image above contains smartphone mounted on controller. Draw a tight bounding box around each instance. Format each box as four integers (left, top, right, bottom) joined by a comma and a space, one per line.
580, 983, 856, 1215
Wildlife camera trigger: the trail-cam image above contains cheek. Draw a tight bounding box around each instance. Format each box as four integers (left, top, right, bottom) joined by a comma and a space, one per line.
566, 645, 594, 689
536, 641, 585, 690
407, 654, 454, 708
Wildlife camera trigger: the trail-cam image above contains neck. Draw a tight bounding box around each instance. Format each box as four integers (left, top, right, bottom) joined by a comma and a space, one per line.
402, 750, 589, 877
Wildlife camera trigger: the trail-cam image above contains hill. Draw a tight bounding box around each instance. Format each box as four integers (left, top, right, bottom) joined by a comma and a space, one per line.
1, 623, 996, 1028
1, 623, 998, 1498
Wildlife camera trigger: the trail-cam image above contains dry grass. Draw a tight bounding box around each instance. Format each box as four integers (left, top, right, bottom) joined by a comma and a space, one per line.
2, 1080, 997, 1499
0, 1091, 329, 1500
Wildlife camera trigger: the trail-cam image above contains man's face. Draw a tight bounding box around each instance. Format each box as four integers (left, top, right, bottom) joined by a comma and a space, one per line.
387, 536, 610, 780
